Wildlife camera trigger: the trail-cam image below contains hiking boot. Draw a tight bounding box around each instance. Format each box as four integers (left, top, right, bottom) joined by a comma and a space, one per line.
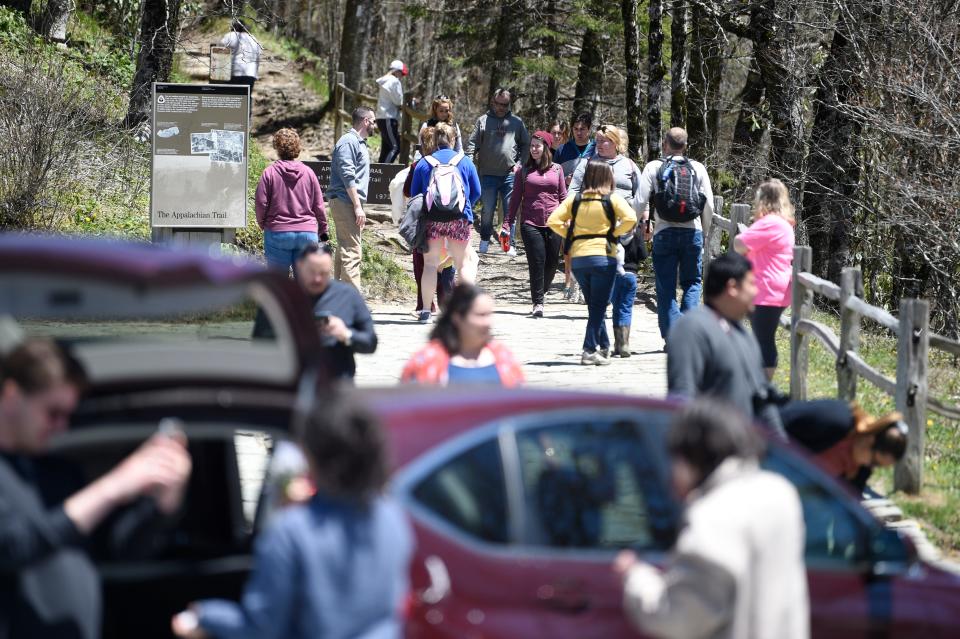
478, 240, 490, 254
532, 304, 544, 318
615, 326, 632, 358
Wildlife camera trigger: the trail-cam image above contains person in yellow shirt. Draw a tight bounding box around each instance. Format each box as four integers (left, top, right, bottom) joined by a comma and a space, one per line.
548, 158, 637, 365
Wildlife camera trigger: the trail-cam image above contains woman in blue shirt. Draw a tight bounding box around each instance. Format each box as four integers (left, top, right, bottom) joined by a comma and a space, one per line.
172, 397, 413, 639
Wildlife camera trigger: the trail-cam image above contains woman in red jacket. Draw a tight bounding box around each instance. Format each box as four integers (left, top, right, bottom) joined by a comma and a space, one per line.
402, 284, 524, 387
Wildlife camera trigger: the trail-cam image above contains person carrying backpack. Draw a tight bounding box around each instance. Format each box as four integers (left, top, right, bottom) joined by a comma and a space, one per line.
633, 127, 715, 346
410, 122, 482, 324
548, 159, 636, 366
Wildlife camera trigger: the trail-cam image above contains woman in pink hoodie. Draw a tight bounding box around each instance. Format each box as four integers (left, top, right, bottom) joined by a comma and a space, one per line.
255, 128, 329, 275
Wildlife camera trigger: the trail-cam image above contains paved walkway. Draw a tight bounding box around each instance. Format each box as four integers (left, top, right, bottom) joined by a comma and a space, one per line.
355, 293, 668, 395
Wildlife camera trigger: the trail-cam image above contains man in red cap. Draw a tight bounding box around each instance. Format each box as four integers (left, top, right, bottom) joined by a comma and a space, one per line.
375, 59, 408, 163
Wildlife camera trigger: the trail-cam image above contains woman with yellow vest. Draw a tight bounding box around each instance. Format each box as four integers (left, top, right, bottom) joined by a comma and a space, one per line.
548, 158, 636, 365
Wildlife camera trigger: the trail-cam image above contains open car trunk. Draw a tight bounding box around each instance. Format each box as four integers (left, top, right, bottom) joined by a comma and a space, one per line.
0, 235, 326, 637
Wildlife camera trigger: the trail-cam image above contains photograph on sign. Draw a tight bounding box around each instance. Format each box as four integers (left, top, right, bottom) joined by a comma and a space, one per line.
151, 83, 249, 228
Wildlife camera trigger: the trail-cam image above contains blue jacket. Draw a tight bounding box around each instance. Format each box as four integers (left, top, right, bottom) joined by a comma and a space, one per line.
197, 494, 413, 639
410, 148, 482, 223
553, 139, 595, 165
328, 129, 371, 203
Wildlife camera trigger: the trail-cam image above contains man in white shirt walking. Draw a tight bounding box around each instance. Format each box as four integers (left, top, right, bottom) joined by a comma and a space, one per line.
375, 59, 407, 163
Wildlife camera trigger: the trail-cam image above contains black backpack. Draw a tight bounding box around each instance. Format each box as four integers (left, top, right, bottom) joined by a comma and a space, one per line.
564, 193, 616, 253
653, 156, 706, 223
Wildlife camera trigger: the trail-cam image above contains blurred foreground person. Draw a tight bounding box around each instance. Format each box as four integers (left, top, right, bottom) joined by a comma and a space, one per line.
0, 339, 191, 639
402, 284, 524, 386
780, 399, 906, 491
253, 242, 377, 382
172, 394, 413, 639
614, 400, 808, 639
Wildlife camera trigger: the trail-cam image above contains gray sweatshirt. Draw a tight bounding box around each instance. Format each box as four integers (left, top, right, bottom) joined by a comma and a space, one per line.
465, 111, 530, 177
568, 154, 643, 208
666, 305, 785, 436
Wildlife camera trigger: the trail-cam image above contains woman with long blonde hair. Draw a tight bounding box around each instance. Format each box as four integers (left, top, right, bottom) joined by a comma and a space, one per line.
734, 178, 796, 379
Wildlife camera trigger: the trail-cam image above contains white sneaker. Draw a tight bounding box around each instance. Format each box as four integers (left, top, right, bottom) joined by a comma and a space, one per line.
478, 240, 489, 254
417, 310, 431, 324
506, 247, 517, 257
532, 304, 543, 318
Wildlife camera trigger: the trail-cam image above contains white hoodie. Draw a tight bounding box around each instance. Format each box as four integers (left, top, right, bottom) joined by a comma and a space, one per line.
376, 73, 403, 121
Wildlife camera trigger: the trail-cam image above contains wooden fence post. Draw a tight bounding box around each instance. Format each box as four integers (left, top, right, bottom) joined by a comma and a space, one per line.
837, 267, 863, 401
703, 195, 723, 278
728, 203, 750, 253
790, 246, 813, 400
399, 102, 414, 165
894, 298, 930, 495
333, 72, 345, 144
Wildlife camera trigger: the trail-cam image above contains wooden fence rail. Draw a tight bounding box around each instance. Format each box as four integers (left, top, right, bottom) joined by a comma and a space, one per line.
703, 204, 960, 495
331, 72, 429, 165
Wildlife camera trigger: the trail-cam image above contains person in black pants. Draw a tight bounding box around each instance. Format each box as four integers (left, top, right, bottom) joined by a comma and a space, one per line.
501, 130, 567, 317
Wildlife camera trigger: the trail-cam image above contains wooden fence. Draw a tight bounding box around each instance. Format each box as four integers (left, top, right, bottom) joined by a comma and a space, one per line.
704, 200, 960, 495
331, 72, 429, 165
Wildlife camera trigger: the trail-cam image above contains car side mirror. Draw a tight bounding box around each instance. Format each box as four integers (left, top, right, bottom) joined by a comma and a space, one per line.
869, 527, 917, 577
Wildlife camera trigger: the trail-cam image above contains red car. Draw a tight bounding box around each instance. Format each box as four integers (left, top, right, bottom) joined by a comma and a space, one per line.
3, 235, 959, 638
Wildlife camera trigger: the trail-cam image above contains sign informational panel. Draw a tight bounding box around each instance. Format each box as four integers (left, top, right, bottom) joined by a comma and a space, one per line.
209, 46, 233, 82
303, 161, 405, 206
151, 83, 249, 228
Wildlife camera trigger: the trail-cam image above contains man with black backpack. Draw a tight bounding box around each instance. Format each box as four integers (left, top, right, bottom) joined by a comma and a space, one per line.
634, 127, 714, 345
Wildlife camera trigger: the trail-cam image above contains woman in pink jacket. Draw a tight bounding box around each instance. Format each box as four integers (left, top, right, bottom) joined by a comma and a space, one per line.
734, 178, 796, 379
255, 128, 328, 276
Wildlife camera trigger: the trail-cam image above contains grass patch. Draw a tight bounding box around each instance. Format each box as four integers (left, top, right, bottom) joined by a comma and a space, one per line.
771, 309, 960, 556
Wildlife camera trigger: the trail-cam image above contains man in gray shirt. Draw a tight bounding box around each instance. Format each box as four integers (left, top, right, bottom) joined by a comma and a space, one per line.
465, 88, 530, 256
328, 106, 375, 292
666, 252, 785, 436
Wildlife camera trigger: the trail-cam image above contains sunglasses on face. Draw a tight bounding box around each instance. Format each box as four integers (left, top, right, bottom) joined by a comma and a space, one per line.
434, 94, 449, 100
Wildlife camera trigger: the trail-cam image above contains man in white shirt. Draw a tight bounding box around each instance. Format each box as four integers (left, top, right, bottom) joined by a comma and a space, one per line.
633, 127, 714, 344
375, 59, 407, 163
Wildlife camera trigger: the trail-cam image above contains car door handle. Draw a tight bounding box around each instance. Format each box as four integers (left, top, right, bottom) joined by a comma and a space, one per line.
418, 555, 451, 605
537, 580, 590, 614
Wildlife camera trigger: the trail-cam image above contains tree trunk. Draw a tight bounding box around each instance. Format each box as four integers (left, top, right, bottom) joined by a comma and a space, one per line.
669, 0, 687, 128
646, 0, 664, 160
572, 3, 604, 118
544, 0, 560, 122
337, 0, 376, 110
487, 0, 523, 101
729, 54, 767, 193
686, 3, 723, 158
802, 12, 860, 281
622, 0, 643, 160
39, 0, 71, 41
752, 1, 807, 206
125, 0, 183, 127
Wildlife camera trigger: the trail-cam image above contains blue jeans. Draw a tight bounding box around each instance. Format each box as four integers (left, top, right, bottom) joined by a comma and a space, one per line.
264, 230, 319, 275
479, 173, 515, 243
572, 256, 617, 352
652, 227, 703, 338
611, 272, 638, 327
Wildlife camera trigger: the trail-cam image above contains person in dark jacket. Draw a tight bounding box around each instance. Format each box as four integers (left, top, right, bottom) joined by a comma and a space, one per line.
780, 399, 907, 491
253, 243, 377, 381
0, 339, 191, 639
173, 393, 413, 639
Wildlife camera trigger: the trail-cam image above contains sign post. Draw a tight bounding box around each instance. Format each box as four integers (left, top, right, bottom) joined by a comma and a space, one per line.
150, 82, 249, 247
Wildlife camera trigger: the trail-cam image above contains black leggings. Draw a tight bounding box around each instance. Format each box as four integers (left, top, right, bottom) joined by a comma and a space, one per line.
377, 118, 400, 163
520, 224, 562, 305
751, 305, 786, 368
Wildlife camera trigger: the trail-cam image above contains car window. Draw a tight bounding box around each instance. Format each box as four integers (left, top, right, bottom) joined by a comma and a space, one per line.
412, 439, 508, 544
514, 418, 666, 550
763, 448, 869, 566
